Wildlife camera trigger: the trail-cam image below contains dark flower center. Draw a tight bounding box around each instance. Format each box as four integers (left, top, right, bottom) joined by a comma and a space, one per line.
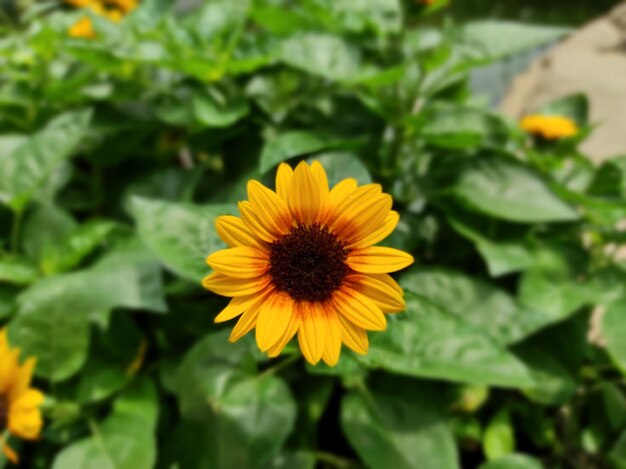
269, 224, 349, 302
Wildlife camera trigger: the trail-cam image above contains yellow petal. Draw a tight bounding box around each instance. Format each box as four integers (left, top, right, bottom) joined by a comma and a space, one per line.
297, 302, 326, 365
206, 247, 269, 278
0, 348, 20, 395
202, 272, 270, 297
321, 311, 342, 367
275, 163, 294, 201
239, 201, 277, 243
345, 274, 405, 312
332, 287, 387, 331
347, 210, 399, 249
310, 160, 330, 197
267, 312, 301, 358
229, 307, 260, 342
256, 291, 295, 352
326, 184, 382, 227
215, 294, 261, 323
333, 194, 392, 244
347, 246, 414, 274
215, 215, 265, 249
288, 161, 322, 225
10, 358, 37, 400
2, 444, 18, 464
12, 389, 45, 409
247, 180, 292, 237
337, 314, 369, 355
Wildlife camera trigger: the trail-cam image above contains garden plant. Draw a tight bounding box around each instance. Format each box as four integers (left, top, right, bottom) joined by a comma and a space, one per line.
1, 0, 626, 467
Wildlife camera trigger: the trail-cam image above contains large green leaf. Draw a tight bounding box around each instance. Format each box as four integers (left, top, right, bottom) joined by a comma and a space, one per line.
399, 268, 550, 345
260, 131, 339, 173
451, 157, 579, 223
603, 299, 626, 375
447, 212, 534, 276
417, 105, 507, 150
455, 21, 569, 68
360, 292, 536, 388
280, 33, 361, 82
341, 377, 459, 469
129, 197, 237, 282
479, 454, 543, 469
9, 240, 165, 381
173, 331, 297, 467
0, 109, 92, 212
52, 378, 158, 469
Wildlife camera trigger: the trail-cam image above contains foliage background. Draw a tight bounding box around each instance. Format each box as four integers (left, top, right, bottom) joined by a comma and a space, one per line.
1, 0, 626, 468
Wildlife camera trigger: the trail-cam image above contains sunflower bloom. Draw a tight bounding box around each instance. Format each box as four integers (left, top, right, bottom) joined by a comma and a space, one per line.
520, 114, 578, 140
66, 0, 132, 39
0, 329, 44, 464
203, 161, 414, 367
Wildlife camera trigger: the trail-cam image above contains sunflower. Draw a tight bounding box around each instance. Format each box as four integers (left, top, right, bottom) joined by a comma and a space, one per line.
520, 114, 578, 140
65, 0, 137, 39
0, 329, 44, 464
202, 161, 414, 367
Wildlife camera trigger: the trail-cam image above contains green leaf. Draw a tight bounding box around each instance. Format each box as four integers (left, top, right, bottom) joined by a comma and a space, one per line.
603, 299, 626, 375
192, 87, 250, 128
40, 220, 117, 275
0, 109, 92, 212
451, 156, 579, 223
75, 356, 129, 404
341, 377, 459, 469
280, 33, 361, 82
399, 268, 550, 346
22, 204, 77, 264
9, 240, 165, 381
455, 21, 569, 68
535, 93, 589, 127
174, 331, 297, 467
0, 258, 38, 285
360, 292, 536, 388
52, 378, 158, 469
483, 410, 515, 460
447, 213, 533, 276
322, 0, 402, 34
417, 105, 507, 150
260, 131, 339, 173
479, 454, 543, 469
307, 152, 372, 186
129, 197, 238, 282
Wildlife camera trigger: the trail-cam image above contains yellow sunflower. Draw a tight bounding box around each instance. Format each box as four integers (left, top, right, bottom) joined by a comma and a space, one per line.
520, 114, 578, 140
0, 329, 44, 464
65, 0, 136, 39
202, 161, 414, 367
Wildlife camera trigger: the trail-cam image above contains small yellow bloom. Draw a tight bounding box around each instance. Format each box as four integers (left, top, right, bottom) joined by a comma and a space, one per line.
68, 16, 96, 39
520, 114, 578, 140
0, 329, 44, 464
203, 161, 414, 367
66, 0, 134, 39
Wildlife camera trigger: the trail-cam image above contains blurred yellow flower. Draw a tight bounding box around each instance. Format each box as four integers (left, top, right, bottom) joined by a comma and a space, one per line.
203, 161, 413, 367
65, 0, 135, 39
0, 329, 44, 464
520, 114, 579, 140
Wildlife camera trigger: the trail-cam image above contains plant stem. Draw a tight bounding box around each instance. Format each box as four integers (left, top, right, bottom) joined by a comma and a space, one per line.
313, 451, 353, 469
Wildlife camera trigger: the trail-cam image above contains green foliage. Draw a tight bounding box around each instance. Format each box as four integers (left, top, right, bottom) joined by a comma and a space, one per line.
1, 0, 625, 467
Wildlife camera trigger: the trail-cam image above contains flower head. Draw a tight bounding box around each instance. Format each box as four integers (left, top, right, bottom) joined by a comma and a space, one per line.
203, 161, 414, 367
0, 329, 44, 464
520, 114, 578, 140
66, 0, 134, 39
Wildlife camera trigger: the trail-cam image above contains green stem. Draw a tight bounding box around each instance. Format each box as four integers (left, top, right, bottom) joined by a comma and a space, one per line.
313, 451, 353, 469
258, 354, 299, 379
10, 209, 24, 254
